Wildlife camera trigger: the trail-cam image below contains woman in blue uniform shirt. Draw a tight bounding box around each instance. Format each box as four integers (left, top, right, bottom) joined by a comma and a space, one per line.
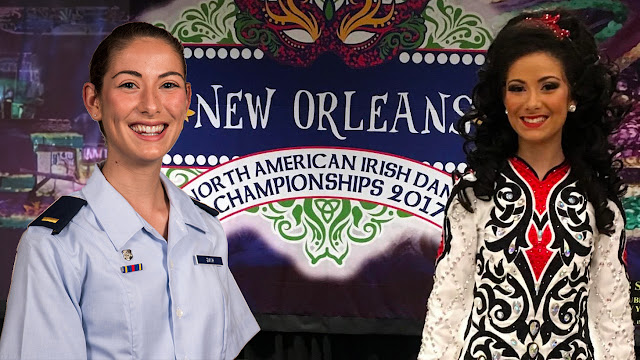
0, 22, 259, 359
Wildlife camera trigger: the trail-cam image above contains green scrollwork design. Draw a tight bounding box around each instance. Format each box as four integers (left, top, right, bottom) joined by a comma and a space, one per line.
421, 0, 492, 50
250, 198, 399, 265
234, 11, 282, 55
623, 196, 640, 231
155, 0, 239, 44
163, 167, 207, 187
379, 14, 427, 59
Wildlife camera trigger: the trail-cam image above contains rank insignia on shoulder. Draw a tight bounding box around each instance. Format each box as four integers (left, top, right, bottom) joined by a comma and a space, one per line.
191, 198, 220, 217
29, 196, 87, 235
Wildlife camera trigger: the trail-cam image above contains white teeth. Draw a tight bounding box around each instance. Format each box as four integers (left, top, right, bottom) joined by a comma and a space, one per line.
522, 116, 547, 124
129, 124, 166, 136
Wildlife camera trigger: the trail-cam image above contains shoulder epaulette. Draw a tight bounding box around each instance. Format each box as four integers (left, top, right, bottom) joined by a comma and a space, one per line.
191, 198, 220, 217
29, 196, 87, 235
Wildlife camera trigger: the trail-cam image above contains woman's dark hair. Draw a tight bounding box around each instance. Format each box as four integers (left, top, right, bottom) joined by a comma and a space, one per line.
90, 22, 185, 93
89, 22, 185, 137
455, 9, 629, 235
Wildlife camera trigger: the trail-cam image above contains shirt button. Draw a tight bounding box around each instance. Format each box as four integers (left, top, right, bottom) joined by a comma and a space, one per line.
176, 307, 184, 319
170, 261, 174, 270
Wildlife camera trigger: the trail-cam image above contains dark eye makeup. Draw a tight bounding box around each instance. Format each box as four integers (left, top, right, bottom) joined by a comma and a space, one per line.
541, 82, 560, 91
507, 84, 525, 92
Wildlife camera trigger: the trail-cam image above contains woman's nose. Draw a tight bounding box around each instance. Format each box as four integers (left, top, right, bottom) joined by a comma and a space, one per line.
139, 87, 160, 115
524, 91, 542, 110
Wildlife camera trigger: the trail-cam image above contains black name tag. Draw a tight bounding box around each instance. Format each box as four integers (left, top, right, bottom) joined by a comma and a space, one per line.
194, 255, 223, 266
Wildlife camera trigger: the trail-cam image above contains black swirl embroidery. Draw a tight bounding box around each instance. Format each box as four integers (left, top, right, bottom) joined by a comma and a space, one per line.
485, 170, 531, 263
549, 184, 592, 267
461, 162, 597, 359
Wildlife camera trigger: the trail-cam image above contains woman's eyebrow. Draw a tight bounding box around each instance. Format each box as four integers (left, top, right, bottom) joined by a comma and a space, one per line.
506, 75, 562, 84
110, 70, 184, 79
159, 71, 184, 80
538, 75, 561, 82
112, 70, 142, 78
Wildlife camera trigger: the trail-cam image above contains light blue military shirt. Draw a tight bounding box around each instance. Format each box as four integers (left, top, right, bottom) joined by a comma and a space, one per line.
0, 166, 259, 359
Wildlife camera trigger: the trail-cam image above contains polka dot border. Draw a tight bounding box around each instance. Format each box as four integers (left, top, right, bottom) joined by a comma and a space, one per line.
187, 48, 483, 65
164, 155, 466, 174
399, 51, 485, 66
163, 154, 236, 166
183, 47, 265, 60
422, 161, 468, 173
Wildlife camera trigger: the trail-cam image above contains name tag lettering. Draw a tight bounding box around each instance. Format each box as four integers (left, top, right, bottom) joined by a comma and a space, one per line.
194, 255, 223, 266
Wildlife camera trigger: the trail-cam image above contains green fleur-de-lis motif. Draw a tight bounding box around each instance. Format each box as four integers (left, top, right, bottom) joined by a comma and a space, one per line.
248, 198, 411, 265
155, 0, 239, 44
421, 0, 492, 49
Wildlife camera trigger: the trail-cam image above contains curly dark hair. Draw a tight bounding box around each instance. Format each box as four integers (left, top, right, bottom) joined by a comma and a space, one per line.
455, 9, 629, 235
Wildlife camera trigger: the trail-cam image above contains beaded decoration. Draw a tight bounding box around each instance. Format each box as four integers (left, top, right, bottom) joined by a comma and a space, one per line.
523, 13, 571, 40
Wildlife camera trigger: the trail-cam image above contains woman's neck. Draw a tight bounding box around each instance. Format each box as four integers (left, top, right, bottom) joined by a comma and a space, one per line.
516, 144, 565, 180
101, 157, 170, 239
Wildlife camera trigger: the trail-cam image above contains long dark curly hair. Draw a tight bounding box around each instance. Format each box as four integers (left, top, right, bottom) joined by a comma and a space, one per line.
455, 9, 629, 235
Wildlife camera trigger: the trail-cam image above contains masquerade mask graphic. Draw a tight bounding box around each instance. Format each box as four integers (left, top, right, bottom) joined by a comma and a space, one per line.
235, 0, 431, 67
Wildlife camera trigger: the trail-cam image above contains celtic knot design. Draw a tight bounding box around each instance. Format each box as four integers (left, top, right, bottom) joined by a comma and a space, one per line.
247, 198, 410, 265
315, 199, 341, 222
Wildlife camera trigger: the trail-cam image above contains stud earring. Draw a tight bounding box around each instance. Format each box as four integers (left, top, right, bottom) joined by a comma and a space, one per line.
505, 109, 508, 115
568, 104, 576, 113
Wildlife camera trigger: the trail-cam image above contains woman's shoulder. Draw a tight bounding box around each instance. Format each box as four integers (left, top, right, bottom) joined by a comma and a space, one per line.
21, 194, 96, 252
27, 195, 87, 234
452, 169, 478, 195
446, 170, 479, 210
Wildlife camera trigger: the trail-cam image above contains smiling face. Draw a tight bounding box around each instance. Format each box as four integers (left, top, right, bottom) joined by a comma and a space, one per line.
503, 52, 573, 154
84, 36, 191, 167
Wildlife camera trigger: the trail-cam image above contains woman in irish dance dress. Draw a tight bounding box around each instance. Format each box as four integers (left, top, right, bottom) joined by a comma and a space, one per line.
418, 10, 635, 360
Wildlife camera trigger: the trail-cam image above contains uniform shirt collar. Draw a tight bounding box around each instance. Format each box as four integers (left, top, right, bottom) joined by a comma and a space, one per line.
81, 166, 209, 250
81, 165, 144, 250
159, 172, 209, 234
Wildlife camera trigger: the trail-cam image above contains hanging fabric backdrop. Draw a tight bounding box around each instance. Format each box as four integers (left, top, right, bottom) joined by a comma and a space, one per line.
1, 0, 640, 342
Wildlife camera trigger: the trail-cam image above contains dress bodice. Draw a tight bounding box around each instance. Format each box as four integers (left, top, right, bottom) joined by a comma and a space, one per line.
419, 158, 634, 360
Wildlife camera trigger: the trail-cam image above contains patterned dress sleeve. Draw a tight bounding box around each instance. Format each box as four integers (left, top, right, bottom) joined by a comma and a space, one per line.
587, 200, 635, 359
418, 189, 478, 360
